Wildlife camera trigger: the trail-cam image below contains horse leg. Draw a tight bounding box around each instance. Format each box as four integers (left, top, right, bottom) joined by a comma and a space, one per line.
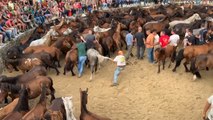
63, 63, 68, 75
157, 61, 160, 73
90, 65, 94, 81
183, 61, 190, 72
70, 64, 76, 76
163, 59, 165, 70
4, 97, 8, 104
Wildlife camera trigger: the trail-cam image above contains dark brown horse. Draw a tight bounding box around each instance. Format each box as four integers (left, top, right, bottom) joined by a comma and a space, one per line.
22, 84, 47, 120
44, 98, 66, 120
63, 48, 78, 76
154, 45, 177, 73
2, 88, 29, 120
190, 51, 213, 81
173, 43, 213, 72
0, 76, 55, 103
80, 88, 111, 120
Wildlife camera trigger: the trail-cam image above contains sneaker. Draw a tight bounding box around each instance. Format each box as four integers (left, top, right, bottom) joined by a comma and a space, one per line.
78, 74, 82, 78
110, 83, 119, 87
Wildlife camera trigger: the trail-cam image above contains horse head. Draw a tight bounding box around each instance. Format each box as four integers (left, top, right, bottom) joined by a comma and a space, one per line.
194, 13, 201, 20
63, 40, 71, 49
80, 88, 88, 105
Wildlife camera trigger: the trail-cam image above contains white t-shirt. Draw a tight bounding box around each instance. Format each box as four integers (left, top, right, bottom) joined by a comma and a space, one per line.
113, 55, 126, 66
154, 34, 160, 44
207, 95, 213, 120
169, 34, 180, 46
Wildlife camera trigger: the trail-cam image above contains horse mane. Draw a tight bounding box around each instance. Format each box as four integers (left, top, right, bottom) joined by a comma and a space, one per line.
38, 84, 47, 105
0, 83, 22, 94
13, 88, 29, 112
0, 75, 21, 84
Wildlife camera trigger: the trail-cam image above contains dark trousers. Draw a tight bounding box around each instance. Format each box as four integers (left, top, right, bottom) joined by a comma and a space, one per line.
137, 45, 145, 59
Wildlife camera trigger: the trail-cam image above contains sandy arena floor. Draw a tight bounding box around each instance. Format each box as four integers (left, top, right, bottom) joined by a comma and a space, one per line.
2, 48, 213, 120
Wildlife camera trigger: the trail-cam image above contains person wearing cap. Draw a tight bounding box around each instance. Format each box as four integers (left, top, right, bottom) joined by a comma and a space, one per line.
109, 50, 126, 87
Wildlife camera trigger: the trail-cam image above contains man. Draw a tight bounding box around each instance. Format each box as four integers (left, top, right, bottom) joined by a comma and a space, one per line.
125, 30, 134, 60
84, 30, 97, 50
159, 31, 169, 48
199, 24, 208, 45
109, 50, 126, 87
169, 30, 180, 47
183, 28, 190, 48
203, 95, 213, 120
77, 37, 87, 78
186, 29, 198, 46
145, 29, 155, 63
135, 26, 145, 59
153, 29, 160, 51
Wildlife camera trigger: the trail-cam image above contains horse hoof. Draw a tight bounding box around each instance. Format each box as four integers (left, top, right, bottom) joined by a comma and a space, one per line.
72, 74, 76, 76
172, 69, 176, 72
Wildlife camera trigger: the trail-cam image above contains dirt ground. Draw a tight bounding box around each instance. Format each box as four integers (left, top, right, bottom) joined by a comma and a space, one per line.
2, 48, 213, 120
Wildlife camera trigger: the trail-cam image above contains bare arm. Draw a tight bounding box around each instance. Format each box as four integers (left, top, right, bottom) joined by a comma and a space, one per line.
203, 101, 211, 120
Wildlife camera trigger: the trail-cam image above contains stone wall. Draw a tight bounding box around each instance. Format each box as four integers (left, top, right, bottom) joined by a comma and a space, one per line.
0, 29, 35, 74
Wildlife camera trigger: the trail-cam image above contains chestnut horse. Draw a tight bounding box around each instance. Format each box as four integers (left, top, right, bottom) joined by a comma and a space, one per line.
154, 45, 177, 73
0, 98, 19, 119
63, 48, 78, 76
172, 43, 213, 72
190, 51, 213, 81
2, 88, 29, 120
22, 84, 47, 120
113, 22, 127, 50
80, 88, 111, 120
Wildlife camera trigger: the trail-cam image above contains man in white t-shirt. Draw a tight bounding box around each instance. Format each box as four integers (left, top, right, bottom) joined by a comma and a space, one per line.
169, 30, 180, 47
153, 29, 160, 51
109, 50, 126, 87
203, 95, 213, 120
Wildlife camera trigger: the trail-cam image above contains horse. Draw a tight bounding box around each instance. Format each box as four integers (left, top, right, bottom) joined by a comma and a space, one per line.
154, 45, 177, 73
2, 88, 29, 120
172, 42, 213, 72
44, 97, 76, 120
0, 76, 55, 103
100, 36, 114, 57
80, 88, 111, 120
23, 45, 62, 68
63, 48, 78, 76
50, 38, 72, 54
6, 52, 60, 75
0, 98, 19, 120
169, 13, 201, 28
86, 49, 110, 80
22, 84, 47, 120
113, 22, 127, 50
29, 29, 54, 47
143, 16, 170, 33
190, 51, 213, 81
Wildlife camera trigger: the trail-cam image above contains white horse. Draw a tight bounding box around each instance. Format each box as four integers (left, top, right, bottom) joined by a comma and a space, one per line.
62, 97, 76, 120
29, 29, 54, 47
169, 13, 201, 28
87, 49, 110, 80
93, 26, 111, 33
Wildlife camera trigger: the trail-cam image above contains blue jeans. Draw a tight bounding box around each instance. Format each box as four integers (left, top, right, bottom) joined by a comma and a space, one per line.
78, 56, 87, 76
113, 67, 124, 84
163, 0, 168, 4
147, 48, 154, 63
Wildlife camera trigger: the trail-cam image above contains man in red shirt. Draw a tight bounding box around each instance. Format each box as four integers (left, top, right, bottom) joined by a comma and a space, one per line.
159, 31, 169, 48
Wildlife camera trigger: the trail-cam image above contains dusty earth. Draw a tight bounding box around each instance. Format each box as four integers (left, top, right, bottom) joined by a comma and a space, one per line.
2, 48, 213, 120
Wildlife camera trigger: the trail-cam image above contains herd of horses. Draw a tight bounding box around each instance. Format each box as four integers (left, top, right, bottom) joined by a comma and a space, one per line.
0, 3, 212, 120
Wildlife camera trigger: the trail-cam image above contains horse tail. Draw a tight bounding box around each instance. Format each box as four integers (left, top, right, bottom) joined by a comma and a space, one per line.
47, 77, 55, 102
190, 57, 202, 79
172, 49, 184, 72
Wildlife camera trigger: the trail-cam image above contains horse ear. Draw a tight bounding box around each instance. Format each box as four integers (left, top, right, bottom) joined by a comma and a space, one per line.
79, 88, 82, 92
86, 88, 88, 92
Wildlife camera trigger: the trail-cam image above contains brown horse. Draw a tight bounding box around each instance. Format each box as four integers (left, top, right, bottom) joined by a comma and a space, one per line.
0, 98, 19, 120
63, 48, 78, 76
80, 88, 111, 120
44, 98, 66, 120
22, 84, 47, 120
143, 17, 170, 33
154, 45, 177, 73
23, 45, 61, 67
190, 51, 213, 80
113, 22, 127, 50
2, 88, 29, 120
50, 38, 72, 54
0, 76, 55, 102
173, 42, 213, 72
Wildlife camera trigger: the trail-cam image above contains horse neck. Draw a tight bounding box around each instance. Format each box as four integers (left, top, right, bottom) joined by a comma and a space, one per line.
38, 85, 47, 106
13, 89, 29, 112
81, 95, 89, 114
52, 40, 62, 49
185, 14, 196, 22
116, 24, 121, 33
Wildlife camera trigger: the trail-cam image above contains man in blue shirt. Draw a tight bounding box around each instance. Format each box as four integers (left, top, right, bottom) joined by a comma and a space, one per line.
125, 31, 134, 60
